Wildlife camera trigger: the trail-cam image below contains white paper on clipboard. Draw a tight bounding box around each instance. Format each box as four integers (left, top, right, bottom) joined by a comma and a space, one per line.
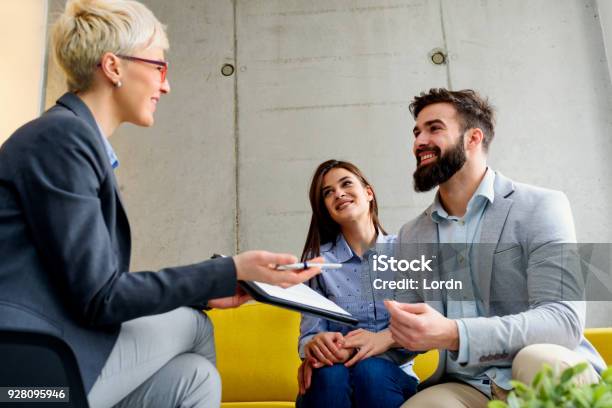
249, 281, 352, 316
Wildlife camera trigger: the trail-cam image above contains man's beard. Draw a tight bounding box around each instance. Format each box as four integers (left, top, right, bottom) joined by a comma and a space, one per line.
413, 136, 467, 192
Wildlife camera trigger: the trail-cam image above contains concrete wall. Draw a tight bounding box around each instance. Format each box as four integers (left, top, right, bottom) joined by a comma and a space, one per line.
597, 0, 612, 78
45, 0, 237, 271
43, 0, 612, 325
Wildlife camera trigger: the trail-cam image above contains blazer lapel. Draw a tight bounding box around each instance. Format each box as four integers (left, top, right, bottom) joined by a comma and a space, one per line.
57, 92, 132, 267
109, 171, 128, 218
403, 204, 438, 244
419, 204, 439, 243
476, 172, 515, 312
407, 205, 445, 306
404, 207, 448, 389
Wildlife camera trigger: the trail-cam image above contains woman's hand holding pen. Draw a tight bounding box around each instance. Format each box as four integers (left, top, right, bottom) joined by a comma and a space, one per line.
233, 251, 323, 288
340, 328, 395, 367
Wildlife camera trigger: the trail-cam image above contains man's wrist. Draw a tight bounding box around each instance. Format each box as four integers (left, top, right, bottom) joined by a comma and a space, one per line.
377, 329, 393, 348
446, 319, 460, 351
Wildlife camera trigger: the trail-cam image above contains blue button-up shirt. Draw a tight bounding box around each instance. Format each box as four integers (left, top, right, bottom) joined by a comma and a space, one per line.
95, 122, 119, 169
431, 168, 511, 396
299, 233, 416, 376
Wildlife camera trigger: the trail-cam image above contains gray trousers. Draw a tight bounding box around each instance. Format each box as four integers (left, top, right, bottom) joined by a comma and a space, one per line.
88, 307, 220, 408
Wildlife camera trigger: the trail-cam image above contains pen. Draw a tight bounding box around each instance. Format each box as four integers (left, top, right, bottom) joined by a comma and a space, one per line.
275, 262, 343, 271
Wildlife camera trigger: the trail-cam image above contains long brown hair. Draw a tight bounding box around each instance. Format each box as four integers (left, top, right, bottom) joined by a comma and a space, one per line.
301, 159, 386, 261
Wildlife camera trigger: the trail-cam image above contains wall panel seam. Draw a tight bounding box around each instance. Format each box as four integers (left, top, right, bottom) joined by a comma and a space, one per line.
233, 0, 240, 253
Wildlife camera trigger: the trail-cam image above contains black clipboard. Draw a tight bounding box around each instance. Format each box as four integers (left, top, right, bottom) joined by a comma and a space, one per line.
239, 280, 358, 326
211, 253, 358, 326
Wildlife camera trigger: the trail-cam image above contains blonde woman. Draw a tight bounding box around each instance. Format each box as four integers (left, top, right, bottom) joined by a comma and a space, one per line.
0, 1, 320, 407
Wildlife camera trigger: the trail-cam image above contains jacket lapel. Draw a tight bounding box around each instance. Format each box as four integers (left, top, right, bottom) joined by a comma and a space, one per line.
418, 173, 514, 387
419, 204, 439, 243
56, 92, 126, 206
404, 206, 445, 306
56, 92, 132, 267
403, 207, 448, 390
420, 206, 442, 304
475, 172, 514, 312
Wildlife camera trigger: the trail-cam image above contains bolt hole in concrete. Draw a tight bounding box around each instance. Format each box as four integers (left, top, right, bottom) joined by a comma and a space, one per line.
221, 64, 235, 76
429, 49, 447, 65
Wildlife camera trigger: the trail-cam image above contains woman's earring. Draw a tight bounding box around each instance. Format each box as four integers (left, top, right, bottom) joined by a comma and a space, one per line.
114, 80, 122, 88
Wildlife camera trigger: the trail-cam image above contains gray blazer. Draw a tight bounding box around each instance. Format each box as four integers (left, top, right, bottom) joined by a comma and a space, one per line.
395, 171, 605, 385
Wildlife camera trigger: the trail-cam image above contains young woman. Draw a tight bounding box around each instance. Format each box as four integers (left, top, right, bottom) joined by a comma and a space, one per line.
0, 1, 320, 407
297, 160, 419, 408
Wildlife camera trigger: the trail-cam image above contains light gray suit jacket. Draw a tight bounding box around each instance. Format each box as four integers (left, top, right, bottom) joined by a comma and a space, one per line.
395, 171, 605, 385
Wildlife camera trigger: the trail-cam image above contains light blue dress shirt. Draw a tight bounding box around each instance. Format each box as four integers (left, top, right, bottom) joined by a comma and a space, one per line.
95, 122, 119, 169
299, 233, 416, 378
430, 168, 511, 397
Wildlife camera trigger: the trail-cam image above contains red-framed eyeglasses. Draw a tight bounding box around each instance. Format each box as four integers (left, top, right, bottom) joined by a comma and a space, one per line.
98, 55, 168, 82
117, 55, 168, 82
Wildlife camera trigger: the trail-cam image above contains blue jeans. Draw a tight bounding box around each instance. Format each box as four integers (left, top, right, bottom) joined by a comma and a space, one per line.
297, 357, 418, 408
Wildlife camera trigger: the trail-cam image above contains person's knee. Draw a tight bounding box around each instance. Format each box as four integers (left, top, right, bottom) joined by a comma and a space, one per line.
192, 310, 217, 363
400, 387, 449, 408
512, 344, 598, 386
513, 344, 570, 377
195, 309, 214, 328
301, 364, 351, 408
401, 383, 488, 408
112, 353, 221, 408
351, 358, 416, 407
193, 308, 215, 337
191, 355, 221, 392
176, 354, 221, 406
312, 363, 350, 385
352, 358, 389, 387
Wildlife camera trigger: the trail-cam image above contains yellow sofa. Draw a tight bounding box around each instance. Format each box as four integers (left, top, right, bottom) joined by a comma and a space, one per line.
208, 303, 611, 408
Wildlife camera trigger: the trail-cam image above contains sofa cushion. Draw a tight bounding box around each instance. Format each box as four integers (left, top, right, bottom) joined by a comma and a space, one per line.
208, 302, 438, 403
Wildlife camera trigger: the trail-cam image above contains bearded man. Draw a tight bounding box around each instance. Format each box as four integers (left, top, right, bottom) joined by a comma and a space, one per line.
385, 88, 605, 408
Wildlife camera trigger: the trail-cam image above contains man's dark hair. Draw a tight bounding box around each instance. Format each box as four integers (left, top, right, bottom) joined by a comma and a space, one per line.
409, 88, 496, 151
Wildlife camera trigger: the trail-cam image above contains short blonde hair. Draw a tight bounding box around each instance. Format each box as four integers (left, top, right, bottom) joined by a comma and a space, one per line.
52, 0, 169, 92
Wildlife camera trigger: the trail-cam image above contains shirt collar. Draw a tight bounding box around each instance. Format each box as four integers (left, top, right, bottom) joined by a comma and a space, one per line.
431, 167, 495, 223
95, 121, 119, 170
328, 232, 391, 262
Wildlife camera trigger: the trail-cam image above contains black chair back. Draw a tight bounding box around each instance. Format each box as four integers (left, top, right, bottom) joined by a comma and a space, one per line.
0, 330, 89, 407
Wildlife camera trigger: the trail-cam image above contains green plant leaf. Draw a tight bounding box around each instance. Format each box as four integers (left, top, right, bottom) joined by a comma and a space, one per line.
560, 366, 576, 384
538, 374, 553, 400
514, 382, 531, 394
500, 363, 612, 408
594, 396, 612, 408
594, 384, 609, 402
571, 388, 592, 408
602, 367, 612, 384
575, 363, 588, 374
593, 390, 612, 407
532, 371, 543, 389
488, 401, 508, 408
559, 363, 587, 384
507, 393, 521, 408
